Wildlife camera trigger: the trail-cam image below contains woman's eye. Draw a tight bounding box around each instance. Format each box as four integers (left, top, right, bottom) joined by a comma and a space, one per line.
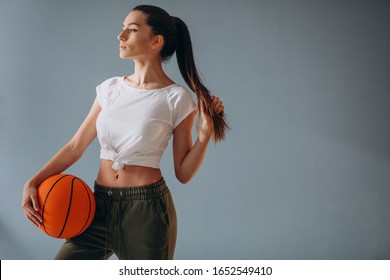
120, 28, 137, 32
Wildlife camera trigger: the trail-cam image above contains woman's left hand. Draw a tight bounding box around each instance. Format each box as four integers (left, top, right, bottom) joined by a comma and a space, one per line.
211, 95, 224, 115
200, 95, 224, 137
201, 95, 224, 122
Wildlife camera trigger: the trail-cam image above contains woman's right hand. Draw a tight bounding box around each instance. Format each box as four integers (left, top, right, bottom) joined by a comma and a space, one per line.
20, 98, 101, 228
21, 181, 43, 227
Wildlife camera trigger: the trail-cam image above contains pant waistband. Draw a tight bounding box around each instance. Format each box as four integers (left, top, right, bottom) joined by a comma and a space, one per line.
94, 177, 168, 200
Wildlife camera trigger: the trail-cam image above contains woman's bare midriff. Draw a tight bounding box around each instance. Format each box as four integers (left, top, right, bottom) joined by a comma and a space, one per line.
96, 160, 163, 187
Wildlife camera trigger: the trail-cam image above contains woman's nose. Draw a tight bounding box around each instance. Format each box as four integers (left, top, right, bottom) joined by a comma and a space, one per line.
117, 29, 128, 41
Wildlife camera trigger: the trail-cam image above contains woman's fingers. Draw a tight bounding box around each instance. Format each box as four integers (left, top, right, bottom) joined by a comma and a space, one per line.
30, 191, 40, 212
22, 195, 43, 227
24, 209, 42, 227
211, 95, 224, 114
23, 206, 42, 227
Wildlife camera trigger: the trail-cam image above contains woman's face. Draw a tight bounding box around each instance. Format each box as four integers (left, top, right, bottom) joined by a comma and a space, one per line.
117, 11, 160, 60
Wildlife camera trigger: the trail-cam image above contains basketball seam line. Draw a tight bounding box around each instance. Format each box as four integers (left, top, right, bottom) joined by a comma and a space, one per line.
41, 174, 71, 237
57, 177, 76, 238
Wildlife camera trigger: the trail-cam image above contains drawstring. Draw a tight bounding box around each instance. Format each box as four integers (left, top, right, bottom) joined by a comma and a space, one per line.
117, 191, 123, 258
104, 191, 113, 260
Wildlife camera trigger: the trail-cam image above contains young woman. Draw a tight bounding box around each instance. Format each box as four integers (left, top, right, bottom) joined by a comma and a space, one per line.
21, 5, 228, 260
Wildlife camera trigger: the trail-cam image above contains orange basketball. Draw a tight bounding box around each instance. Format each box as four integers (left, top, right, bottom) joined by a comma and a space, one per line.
37, 174, 96, 238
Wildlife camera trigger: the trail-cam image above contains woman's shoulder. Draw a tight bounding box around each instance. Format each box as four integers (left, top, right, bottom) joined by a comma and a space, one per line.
97, 76, 122, 89
95, 77, 123, 107
166, 84, 196, 108
167, 83, 192, 98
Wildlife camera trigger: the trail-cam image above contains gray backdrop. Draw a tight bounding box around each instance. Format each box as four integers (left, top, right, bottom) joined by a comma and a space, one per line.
0, 0, 389, 259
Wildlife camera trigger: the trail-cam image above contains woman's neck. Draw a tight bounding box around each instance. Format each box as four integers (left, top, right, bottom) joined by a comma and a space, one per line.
128, 58, 171, 89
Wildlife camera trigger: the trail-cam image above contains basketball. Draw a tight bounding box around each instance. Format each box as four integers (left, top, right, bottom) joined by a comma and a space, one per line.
37, 174, 96, 239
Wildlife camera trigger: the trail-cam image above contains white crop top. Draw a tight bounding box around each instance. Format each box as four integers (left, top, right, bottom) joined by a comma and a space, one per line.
95, 76, 196, 170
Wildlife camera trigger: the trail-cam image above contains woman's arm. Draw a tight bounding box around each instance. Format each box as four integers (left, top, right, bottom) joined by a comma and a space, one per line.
21, 98, 101, 226
172, 96, 224, 184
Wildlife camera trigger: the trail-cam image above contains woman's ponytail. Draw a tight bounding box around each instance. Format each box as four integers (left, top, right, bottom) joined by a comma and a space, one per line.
172, 16, 229, 143
132, 5, 229, 142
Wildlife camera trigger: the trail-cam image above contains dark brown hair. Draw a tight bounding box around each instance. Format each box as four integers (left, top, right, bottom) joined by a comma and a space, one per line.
133, 5, 229, 142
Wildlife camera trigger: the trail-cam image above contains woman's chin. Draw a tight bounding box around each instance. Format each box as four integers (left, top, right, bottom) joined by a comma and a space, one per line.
119, 53, 132, 60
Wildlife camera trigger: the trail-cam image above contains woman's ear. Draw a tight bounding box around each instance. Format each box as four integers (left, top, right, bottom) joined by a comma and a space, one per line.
151, 35, 164, 50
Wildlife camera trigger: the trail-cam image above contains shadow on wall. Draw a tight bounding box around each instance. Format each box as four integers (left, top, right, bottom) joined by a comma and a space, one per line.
0, 217, 31, 259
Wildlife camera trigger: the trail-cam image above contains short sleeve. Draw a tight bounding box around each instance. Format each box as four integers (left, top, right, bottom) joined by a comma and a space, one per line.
95, 77, 120, 109
96, 84, 104, 107
168, 87, 197, 128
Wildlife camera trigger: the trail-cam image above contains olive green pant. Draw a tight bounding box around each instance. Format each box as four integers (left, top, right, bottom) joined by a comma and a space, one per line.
54, 177, 177, 260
